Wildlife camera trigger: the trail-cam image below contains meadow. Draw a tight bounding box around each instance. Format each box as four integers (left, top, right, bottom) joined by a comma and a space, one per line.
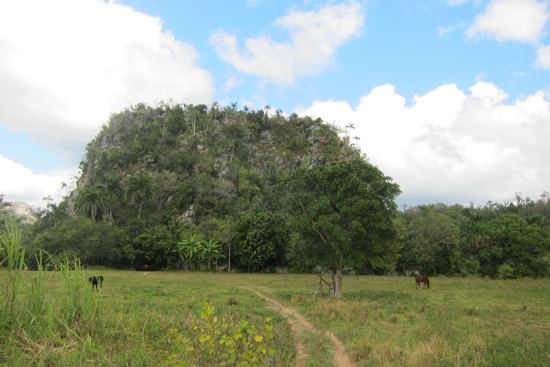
1, 270, 549, 366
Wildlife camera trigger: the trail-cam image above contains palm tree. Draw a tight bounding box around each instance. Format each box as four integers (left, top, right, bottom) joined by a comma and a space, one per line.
100, 174, 123, 226
126, 173, 153, 219
76, 186, 106, 221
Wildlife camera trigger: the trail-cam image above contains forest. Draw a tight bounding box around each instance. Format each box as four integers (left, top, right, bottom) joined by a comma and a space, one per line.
2, 104, 549, 280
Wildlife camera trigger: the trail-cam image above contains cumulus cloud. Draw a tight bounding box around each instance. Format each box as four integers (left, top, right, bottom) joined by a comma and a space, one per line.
298, 82, 550, 205
467, 0, 550, 43
0, 155, 75, 208
210, 2, 364, 85
0, 0, 213, 157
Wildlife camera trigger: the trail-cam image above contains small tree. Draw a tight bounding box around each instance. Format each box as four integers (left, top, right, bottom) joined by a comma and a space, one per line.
285, 159, 400, 297
178, 234, 203, 270
234, 211, 286, 272
201, 239, 221, 271
172, 241, 187, 270
410, 210, 460, 275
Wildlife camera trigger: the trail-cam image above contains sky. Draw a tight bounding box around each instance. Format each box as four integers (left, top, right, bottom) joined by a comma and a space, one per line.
0, 0, 549, 208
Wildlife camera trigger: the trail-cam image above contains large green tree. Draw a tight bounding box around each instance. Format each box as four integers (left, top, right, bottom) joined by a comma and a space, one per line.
234, 211, 287, 272
481, 214, 550, 277
409, 210, 460, 275
285, 159, 400, 297
32, 217, 132, 266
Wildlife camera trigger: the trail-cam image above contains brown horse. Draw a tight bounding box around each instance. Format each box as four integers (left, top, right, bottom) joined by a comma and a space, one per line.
415, 275, 430, 289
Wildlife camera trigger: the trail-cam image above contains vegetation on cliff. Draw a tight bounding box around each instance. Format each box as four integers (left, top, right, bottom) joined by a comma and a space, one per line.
10, 103, 548, 279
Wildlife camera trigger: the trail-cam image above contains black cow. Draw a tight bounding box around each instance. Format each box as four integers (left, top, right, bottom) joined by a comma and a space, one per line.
88, 275, 104, 291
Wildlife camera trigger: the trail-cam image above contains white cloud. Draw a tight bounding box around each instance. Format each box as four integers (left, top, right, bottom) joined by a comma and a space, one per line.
536, 44, 550, 68
0, 155, 75, 208
467, 0, 550, 43
210, 2, 364, 85
223, 75, 242, 92
437, 23, 465, 37
0, 0, 213, 157
469, 80, 508, 105
298, 81, 550, 205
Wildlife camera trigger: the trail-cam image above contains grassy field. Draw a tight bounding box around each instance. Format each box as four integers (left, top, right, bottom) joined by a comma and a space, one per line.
1, 271, 549, 366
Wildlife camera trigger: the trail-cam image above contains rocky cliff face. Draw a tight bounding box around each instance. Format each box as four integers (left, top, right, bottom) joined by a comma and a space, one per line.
69, 103, 358, 228
3, 201, 38, 223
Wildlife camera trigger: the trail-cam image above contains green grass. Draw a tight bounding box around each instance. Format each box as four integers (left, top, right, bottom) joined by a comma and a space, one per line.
0, 271, 295, 366
0, 271, 549, 366
272, 275, 550, 367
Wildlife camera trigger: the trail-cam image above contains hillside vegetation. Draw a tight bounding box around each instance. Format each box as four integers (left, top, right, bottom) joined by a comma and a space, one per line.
30, 103, 375, 273
10, 103, 549, 279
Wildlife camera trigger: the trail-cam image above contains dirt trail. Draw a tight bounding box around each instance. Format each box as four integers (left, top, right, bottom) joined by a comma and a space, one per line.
243, 287, 355, 367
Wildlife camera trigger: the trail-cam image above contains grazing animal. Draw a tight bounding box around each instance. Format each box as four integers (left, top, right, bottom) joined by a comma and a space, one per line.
88, 275, 104, 291
415, 275, 430, 289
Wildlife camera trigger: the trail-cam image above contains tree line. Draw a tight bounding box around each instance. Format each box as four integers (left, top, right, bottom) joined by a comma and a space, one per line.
395, 193, 550, 279
1, 104, 548, 297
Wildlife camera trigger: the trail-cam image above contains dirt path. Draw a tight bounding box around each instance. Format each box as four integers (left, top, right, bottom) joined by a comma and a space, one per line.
243, 287, 355, 367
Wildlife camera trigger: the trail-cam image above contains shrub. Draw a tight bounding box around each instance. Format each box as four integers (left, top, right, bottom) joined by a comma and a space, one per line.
496, 263, 515, 279
165, 303, 276, 366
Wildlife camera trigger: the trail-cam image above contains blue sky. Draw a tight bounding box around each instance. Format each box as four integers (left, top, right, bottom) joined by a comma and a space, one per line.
1, 0, 549, 207
127, 0, 547, 105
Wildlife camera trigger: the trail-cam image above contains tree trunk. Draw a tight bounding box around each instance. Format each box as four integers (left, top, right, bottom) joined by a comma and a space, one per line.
228, 241, 231, 273
334, 252, 344, 298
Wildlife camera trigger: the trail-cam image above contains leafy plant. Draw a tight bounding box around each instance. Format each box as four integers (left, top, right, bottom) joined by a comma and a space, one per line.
164, 303, 275, 366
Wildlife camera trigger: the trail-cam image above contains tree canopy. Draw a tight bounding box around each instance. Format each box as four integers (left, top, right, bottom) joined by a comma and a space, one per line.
284, 159, 401, 297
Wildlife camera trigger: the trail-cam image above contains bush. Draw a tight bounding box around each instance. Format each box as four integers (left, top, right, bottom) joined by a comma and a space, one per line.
164, 303, 276, 366
460, 257, 480, 276
497, 263, 516, 279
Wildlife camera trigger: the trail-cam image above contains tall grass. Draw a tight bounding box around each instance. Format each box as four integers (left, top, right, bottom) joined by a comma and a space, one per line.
0, 217, 97, 365
0, 216, 26, 329
22, 250, 56, 339
58, 256, 95, 324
